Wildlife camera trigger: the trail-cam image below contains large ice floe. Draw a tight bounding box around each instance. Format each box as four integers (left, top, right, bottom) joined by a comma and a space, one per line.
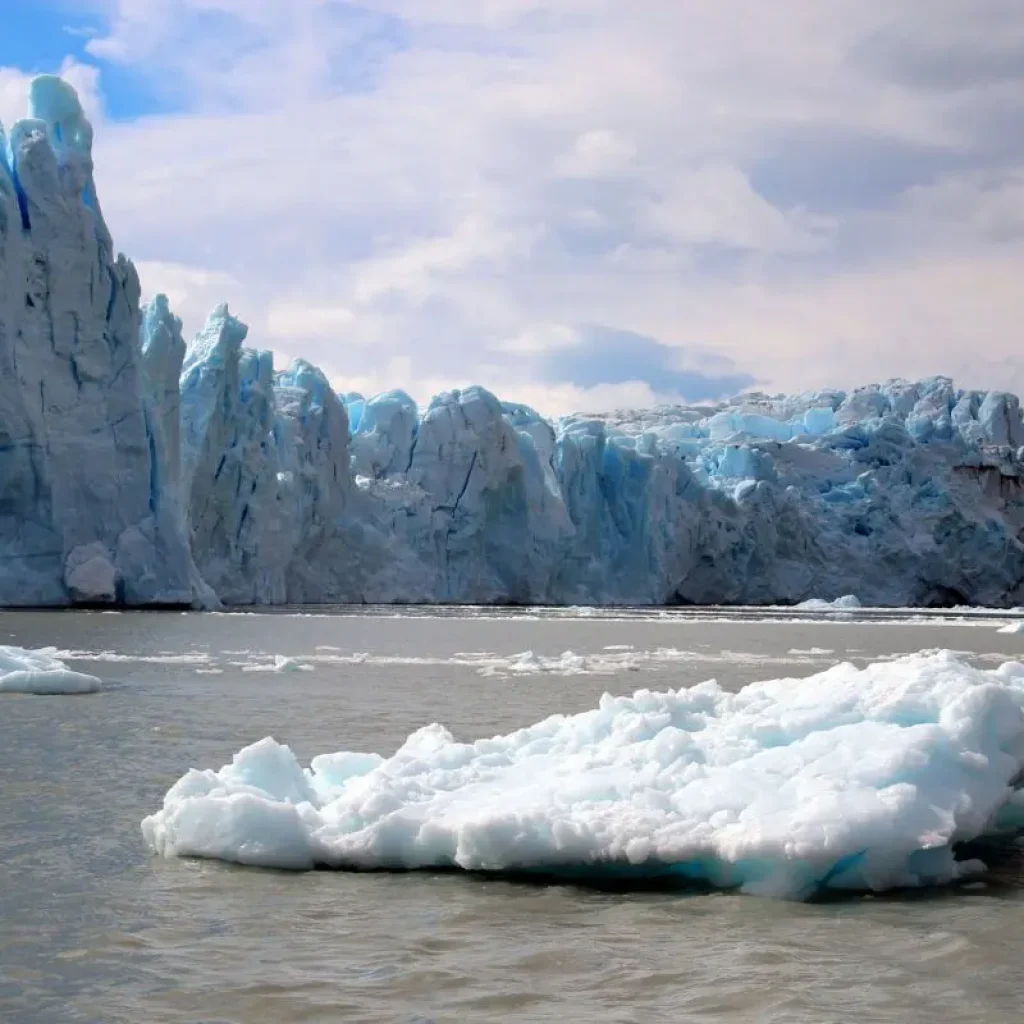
143, 652, 1024, 898
4, 76, 1024, 608
0, 646, 100, 693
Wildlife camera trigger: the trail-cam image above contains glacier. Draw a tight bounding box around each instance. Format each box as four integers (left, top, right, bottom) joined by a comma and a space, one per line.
0, 77, 194, 606
142, 651, 1024, 898
3, 76, 1024, 608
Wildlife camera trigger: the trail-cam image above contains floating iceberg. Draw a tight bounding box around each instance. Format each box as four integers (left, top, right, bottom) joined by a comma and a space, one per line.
3, 77, 1024, 609
241, 655, 314, 673
0, 646, 101, 693
794, 595, 863, 611
142, 651, 1024, 898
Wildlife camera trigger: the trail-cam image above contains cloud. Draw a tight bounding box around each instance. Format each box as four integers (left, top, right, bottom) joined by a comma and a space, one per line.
4, 0, 1024, 411
265, 301, 357, 342
134, 260, 242, 331
640, 166, 835, 252
555, 129, 636, 179
540, 326, 755, 401
0, 66, 33, 129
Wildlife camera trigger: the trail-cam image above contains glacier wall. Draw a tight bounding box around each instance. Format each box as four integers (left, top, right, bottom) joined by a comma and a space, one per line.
0, 77, 193, 606
2, 78, 1024, 608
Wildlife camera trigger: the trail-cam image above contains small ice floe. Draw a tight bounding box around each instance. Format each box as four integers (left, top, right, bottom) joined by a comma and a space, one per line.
242, 655, 314, 673
0, 646, 101, 694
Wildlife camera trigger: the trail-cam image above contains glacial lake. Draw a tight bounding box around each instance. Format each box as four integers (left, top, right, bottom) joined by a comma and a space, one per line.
2, 606, 1024, 1023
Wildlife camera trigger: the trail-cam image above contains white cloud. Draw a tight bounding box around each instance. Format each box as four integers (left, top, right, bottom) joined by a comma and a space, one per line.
7, 0, 1024, 409
0, 66, 32, 130
555, 129, 636, 179
351, 218, 543, 305
496, 324, 580, 355
265, 301, 356, 341
135, 260, 242, 336
641, 166, 835, 252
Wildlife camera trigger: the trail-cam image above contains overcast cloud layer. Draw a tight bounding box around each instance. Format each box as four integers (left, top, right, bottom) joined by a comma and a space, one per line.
2, 0, 1023, 413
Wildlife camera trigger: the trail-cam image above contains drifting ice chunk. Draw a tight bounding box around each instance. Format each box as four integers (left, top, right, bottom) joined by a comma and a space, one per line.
142, 652, 1024, 899
794, 595, 863, 610
0, 646, 101, 693
242, 655, 313, 673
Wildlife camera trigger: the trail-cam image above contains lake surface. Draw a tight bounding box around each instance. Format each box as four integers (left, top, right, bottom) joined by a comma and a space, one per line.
2, 607, 1024, 1023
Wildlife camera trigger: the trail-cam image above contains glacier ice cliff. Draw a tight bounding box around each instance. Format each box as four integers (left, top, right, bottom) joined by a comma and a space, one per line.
0, 77, 193, 606
2, 77, 1024, 608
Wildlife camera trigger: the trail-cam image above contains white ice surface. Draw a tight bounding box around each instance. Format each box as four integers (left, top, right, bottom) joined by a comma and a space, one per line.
794, 595, 863, 610
142, 651, 1024, 898
0, 646, 101, 694
241, 655, 314, 673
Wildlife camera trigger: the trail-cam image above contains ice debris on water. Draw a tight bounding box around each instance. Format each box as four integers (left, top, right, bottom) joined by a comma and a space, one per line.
4, 78, 1024, 609
241, 655, 313, 673
0, 646, 101, 694
794, 595, 862, 611
142, 651, 1024, 899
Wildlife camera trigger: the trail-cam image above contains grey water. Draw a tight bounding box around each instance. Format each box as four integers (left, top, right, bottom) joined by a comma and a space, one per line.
2, 607, 1024, 1023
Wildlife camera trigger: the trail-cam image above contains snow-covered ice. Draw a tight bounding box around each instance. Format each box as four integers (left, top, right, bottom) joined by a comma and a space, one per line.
998, 622, 1024, 634
142, 651, 1024, 898
0, 646, 101, 694
4, 76, 1024, 610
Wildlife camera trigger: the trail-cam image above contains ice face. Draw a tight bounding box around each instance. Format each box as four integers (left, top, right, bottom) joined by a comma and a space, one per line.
171, 344, 1024, 605
0, 77, 194, 607
3, 77, 1024, 609
141, 651, 1024, 897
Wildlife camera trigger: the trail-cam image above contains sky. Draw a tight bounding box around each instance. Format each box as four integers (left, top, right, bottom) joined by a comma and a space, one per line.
2, 0, 1023, 415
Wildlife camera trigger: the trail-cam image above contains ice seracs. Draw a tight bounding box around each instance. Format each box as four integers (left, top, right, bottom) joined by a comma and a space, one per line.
141, 651, 1024, 897
2, 76, 1024, 609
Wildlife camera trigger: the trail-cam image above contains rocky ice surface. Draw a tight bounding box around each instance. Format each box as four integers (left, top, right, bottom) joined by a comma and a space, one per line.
3, 78, 1024, 608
